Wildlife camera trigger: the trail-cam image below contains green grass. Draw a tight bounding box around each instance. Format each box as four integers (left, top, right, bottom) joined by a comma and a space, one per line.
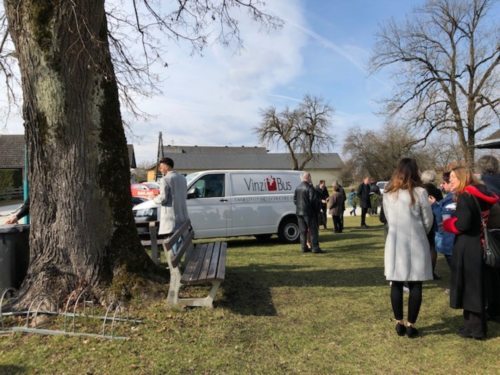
1, 215, 500, 374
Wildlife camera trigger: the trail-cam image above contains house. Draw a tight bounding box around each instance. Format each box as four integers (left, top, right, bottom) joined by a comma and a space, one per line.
475, 129, 500, 149
147, 145, 345, 185
0, 134, 137, 188
0, 134, 25, 191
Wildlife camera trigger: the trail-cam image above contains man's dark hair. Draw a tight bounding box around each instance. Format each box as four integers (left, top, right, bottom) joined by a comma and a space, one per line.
159, 157, 174, 168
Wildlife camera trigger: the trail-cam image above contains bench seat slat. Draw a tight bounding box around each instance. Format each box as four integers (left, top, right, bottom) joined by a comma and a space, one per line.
206, 242, 222, 281
197, 242, 215, 281
181, 243, 210, 285
215, 242, 227, 281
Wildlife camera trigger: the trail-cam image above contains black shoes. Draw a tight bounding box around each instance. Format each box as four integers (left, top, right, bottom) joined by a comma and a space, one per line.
406, 326, 419, 338
312, 248, 325, 253
395, 323, 406, 336
458, 327, 486, 340
395, 323, 419, 338
433, 273, 441, 280
302, 248, 311, 253
360, 224, 369, 229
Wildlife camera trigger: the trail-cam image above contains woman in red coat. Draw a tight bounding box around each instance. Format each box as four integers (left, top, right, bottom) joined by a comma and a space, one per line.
443, 166, 499, 339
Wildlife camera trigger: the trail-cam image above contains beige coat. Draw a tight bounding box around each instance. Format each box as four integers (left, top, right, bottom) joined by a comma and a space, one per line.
383, 187, 434, 281
327, 191, 344, 216
154, 171, 189, 235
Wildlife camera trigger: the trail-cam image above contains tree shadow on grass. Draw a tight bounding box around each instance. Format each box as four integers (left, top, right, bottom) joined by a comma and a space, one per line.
220, 264, 385, 316
225, 230, 383, 250
0, 365, 26, 374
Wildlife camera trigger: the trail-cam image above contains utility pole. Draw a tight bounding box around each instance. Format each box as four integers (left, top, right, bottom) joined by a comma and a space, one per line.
155, 132, 164, 181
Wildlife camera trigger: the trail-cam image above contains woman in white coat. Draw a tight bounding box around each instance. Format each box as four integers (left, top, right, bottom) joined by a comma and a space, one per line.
383, 158, 434, 338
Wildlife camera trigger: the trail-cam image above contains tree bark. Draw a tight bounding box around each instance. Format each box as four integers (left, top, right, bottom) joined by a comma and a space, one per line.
5, 0, 163, 307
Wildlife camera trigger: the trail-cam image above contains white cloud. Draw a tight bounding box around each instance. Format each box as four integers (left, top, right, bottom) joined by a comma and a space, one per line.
126, 0, 307, 163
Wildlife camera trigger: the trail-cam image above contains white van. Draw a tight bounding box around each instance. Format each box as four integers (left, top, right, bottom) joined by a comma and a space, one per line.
133, 170, 302, 242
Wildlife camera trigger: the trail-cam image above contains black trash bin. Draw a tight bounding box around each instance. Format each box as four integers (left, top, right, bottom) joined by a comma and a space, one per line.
0, 224, 29, 291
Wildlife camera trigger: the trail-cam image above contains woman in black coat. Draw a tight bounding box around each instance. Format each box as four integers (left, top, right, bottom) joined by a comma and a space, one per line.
443, 166, 499, 339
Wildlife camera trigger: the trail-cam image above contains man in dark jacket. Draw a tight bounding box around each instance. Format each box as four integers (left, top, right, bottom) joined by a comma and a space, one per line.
316, 180, 329, 229
294, 172, 323, 253
357, 177, 371, 228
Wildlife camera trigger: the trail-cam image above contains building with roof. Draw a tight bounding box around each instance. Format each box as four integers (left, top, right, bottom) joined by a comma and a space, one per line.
0, 134, 137, 190
147, 145, 345, 185
0, 134, 25, 193
475, 129, 500, 149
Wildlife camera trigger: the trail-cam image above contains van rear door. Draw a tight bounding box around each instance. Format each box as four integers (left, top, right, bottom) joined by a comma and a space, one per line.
186, 172, 229, 238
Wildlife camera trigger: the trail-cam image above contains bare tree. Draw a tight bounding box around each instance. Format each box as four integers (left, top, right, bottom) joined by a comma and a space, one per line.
255, 95, 335, 170
1, 0, 280, 307
371, 0, 499, 168
342, 123, 446, 181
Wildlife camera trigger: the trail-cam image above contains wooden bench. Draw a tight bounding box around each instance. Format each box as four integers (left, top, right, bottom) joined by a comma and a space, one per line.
161, 220, 227, 308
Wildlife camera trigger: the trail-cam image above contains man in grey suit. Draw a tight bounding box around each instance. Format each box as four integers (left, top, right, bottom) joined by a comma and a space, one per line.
153, 157, 189, 235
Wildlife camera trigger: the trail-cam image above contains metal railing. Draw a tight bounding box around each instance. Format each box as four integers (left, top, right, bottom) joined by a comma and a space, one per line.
0, 187, 23, 201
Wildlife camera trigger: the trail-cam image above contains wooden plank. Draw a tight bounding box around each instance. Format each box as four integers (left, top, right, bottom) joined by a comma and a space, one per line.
197, 242, 215, 281
215, 242, 227, 281
206, 242, 222, 281
182, 244, 210, 285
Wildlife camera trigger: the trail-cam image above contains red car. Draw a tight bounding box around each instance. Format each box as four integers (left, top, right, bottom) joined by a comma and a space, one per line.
130, 182, 160, 199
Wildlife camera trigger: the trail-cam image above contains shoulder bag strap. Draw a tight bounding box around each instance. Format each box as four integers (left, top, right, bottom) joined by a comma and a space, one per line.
472, 195, 490, 250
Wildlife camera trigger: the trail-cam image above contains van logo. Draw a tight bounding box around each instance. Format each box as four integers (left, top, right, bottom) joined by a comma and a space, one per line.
243, 176, 292, 192
266, 177, 277, 191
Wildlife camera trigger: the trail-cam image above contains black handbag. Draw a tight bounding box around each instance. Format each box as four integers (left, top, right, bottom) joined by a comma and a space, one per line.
472, 196, 500, 268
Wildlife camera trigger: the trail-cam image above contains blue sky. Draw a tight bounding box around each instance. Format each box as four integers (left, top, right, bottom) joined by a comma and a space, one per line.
1, 0, 429, 164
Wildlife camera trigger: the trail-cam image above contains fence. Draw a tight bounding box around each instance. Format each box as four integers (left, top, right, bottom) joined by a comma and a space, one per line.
0, 187, 23, 201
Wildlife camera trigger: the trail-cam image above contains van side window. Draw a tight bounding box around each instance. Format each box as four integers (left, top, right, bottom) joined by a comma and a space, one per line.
193, 174, 225, 198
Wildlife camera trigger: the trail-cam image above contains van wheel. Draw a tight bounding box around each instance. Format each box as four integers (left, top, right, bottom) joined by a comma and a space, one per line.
278, 217, 299, 243
255, 234, 272, 242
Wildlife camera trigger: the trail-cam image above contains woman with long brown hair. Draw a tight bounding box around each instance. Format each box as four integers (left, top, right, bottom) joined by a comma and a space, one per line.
383, 158, 434, 338
443, 166, 499, 339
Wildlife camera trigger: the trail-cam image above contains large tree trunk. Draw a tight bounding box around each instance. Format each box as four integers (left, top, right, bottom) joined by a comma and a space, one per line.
5, 0, 163, 307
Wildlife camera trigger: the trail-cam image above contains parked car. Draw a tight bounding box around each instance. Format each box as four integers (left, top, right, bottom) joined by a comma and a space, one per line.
131, 197, 148, 207
130, 182, 160, 199
133, 170, 302, 243
376, 181, 388, 194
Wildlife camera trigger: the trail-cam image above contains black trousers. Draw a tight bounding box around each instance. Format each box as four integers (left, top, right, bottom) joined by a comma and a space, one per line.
319, 204, 327, 228
390, 281, 423, 324
297, 214, 320, 252
361, 207, 369, 225
333, 215, 342, 232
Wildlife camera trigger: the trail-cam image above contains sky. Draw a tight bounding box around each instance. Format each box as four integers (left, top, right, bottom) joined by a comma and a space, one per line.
1, 0, 429, 165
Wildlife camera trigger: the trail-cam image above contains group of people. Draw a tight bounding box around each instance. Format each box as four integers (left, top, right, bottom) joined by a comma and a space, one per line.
383, 156, 500, 339
293, 173, 347, 253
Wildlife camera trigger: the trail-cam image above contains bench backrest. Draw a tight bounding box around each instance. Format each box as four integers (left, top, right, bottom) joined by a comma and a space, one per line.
163, 220, 194, 268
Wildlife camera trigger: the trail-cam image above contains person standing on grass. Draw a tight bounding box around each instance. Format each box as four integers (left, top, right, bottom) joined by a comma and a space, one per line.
333, 181, 346, 232
443, 166, 499, 339
153, 157, 189, 236
347, 188, 357, 216
431, 172, 455, 272
294, 172, 324, 253
316, 180, 329, 230
357, 176, 371, 228
383, 158, 434, 338
421, 169, 444, 281
327, 183, 345, 233
476, 155, 500, 321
